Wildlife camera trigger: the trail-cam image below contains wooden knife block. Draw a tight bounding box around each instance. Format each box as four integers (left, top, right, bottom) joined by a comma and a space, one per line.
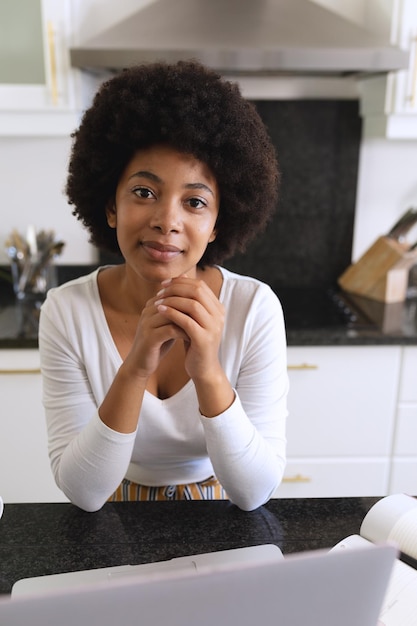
338, 236, 417, 303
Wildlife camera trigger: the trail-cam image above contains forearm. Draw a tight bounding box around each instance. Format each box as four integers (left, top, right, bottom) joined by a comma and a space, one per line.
55, 411, 136, 512
98, 361, 148, 433
200, 393, 286, 511
193, 366, 235, 418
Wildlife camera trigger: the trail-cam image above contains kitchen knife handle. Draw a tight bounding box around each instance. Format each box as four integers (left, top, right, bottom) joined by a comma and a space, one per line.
287, 363, 318, 370
387, 207, 417, 240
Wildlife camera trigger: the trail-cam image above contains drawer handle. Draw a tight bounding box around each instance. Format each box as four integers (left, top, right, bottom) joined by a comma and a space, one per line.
0, 369, 41, 375
287, 363, 318, 370
282, 474, 312, 483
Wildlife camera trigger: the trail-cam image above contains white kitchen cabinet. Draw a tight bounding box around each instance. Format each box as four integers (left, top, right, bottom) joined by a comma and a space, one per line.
389, 459, 417, 494
389, 346, 417, 493
359, 0, 417, 138
0, 350, 68, 503
397, 345, 417, 403
393, 405, 417, 456
274, 345, 402, 498
0, 0, 81, 136
277, 458, 390, 498
1, 343, 413, 503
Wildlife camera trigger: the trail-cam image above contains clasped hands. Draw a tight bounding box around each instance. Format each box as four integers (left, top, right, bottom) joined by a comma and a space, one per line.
127, 275, 225, 383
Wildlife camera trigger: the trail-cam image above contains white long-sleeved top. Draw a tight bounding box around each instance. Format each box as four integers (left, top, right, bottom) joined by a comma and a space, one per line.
38, 266, 288, 512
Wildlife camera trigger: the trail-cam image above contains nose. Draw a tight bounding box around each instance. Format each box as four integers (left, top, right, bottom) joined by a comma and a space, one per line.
149, 199, 182, 234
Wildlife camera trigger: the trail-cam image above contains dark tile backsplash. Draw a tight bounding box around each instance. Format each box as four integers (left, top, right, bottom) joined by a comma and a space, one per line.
224, 100, 362, 289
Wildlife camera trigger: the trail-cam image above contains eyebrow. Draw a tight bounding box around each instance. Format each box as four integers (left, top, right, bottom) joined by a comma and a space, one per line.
128, 170, 215, 197
186, 182, 215, 197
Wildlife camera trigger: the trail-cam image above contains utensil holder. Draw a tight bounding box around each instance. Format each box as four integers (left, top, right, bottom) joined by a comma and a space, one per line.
10, 258, 57, 301
338, 236, 417, 303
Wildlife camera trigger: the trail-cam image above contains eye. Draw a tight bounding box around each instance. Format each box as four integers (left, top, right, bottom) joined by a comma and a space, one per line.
133, 186, 156, 200
186, 197, 207, 210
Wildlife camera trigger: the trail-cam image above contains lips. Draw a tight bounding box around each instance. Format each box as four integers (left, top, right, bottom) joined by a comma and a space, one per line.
141, 240, 183, 262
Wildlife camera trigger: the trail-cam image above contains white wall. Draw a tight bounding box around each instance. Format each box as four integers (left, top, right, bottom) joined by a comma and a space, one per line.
0, 136, 96, 265
353, 138, 417, 259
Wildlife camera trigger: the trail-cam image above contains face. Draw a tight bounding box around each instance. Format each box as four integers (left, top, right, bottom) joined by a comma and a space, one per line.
107, 145, 219, 284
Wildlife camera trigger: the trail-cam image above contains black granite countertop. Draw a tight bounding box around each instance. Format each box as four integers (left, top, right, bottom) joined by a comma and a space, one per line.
0, 497, 379, 595
1, 266, 417, 347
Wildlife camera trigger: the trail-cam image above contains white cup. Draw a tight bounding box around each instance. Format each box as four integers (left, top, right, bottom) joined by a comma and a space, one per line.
0, 496, 3, 519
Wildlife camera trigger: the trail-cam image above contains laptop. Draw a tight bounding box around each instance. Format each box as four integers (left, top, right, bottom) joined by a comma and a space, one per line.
11, 544, 284, 596
0, 543, 396, 626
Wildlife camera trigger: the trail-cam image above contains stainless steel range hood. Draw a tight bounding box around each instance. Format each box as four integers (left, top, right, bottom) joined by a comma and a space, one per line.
70, 0, 409, 77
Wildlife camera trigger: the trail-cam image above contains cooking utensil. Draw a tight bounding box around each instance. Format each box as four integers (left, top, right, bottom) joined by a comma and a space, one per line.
5, 228, 65, 299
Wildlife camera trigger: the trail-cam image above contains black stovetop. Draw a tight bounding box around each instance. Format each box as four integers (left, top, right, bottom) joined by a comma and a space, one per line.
273, 286, 375, 330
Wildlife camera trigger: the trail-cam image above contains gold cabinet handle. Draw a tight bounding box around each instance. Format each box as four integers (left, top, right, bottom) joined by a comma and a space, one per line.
407, 35, 417, 108
412, 36, 417, 108
282, 474, 312, 483
46, 20, 58, 105
0, 369, 41, 374
287, 363, 318, 370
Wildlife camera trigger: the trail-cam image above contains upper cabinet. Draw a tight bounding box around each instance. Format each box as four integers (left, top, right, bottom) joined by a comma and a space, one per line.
359, 0, 417, 139
0, 0, 81, 136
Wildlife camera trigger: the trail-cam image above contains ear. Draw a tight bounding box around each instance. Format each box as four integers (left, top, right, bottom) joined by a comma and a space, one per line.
208, 228, 217, 244
106, 202, 117, 228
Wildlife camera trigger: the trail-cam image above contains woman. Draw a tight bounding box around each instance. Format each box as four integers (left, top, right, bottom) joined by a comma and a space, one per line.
39, 60, 288, 512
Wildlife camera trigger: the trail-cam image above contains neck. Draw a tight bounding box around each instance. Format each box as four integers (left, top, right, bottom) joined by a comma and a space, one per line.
119, 264, 164, 312
114, 263, 203, 311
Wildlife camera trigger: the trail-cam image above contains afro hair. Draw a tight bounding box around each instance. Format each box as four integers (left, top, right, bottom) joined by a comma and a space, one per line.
66, 60, 280, 267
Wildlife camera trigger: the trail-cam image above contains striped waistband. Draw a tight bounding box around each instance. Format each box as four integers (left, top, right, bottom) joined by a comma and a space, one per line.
108, 476, 227, 502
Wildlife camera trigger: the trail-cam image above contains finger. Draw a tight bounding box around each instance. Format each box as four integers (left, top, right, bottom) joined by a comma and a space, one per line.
148, 315, 190, 342
156, 280, 221, 316
158, 276, 209, 299
157, 301, 224, 345
156, 296, 206, 323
